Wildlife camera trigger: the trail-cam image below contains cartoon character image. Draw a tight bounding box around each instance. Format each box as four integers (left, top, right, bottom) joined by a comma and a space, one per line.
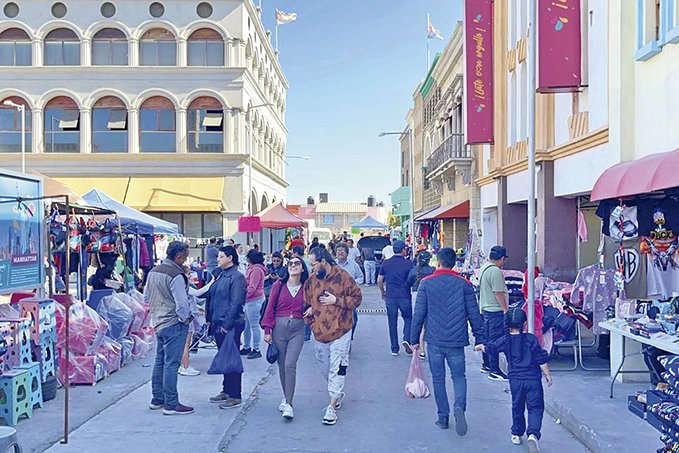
644, 237, 679, 272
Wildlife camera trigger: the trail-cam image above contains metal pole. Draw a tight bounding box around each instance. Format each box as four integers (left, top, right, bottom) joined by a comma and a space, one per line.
248, 110, 252, 217
62, 195, 70, 444
409, 129, 415, 255
20, 105, 25, 173
526, 0, 537, 334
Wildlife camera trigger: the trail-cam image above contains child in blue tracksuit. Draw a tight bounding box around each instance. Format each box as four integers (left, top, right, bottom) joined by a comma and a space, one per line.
476, 309, 553, 452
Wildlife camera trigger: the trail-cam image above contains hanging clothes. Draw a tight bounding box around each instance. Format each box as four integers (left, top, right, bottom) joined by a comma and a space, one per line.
578, 210, 589, 242
570, 265, 616, 335
599, 236, 647, 299
642, 236, 679, 299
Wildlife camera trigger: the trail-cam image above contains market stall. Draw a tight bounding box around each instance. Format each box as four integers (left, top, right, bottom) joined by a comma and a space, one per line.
256, 202, 307, 253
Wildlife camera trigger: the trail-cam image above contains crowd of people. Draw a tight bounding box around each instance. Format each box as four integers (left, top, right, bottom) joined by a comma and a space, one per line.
143, 234, 553, 452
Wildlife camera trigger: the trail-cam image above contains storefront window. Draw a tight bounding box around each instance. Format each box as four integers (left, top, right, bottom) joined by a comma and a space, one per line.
203, 213, 222, 238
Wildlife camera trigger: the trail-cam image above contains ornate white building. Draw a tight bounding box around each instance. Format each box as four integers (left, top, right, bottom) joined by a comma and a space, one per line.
0, 0, 289, 242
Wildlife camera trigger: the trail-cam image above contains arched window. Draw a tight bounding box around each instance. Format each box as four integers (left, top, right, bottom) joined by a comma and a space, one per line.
140, 96, 175, 152
0, 29, 31, 66
187, 29, 224, 66
92, 28, 128, 66
44, 96, 79, 152
188, 96, 223, 152
44, 28, 80, 66
140, 28, 176, 66
0, 96, 31, 152
92, 96, 127, 152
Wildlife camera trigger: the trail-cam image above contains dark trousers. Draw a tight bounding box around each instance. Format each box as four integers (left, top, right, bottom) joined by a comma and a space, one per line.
482, 310, 505, 373
214, 323, 245, 400
351, 309, 358, 340
428, 344, 467, 419
510, 379, 544, 439
385, 298, 412, 353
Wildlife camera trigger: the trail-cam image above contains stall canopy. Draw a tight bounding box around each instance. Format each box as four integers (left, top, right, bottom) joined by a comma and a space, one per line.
256, 202, 307, 228
82, 189, 179, 235
30, 170, 89, 205
414, 206, 439, 221
418, 200, 470, 220
591, 148, 679, 201
352, 215, 388, 230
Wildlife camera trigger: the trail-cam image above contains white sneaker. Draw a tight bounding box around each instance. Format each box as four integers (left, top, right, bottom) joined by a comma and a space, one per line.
527, 434, 540, 452
278, 397, 286, 412
282, 404, 294, 420
178, 365, 200, 376
322, 405, 337, 425
511, 435, 523, 445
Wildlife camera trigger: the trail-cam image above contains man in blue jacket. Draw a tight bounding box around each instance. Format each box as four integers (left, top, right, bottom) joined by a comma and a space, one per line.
411, 248, 485, 436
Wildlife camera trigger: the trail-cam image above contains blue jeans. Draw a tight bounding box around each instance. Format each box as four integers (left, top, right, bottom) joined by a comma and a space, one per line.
243, 297, 264, 351
385, 298, 412, 353
152, 322, 189, 406
304, 324, 312, 341
482, 311, 505, 373
427, 344, 467, 419
510, 379, 544, 439
214, 323, 245, 400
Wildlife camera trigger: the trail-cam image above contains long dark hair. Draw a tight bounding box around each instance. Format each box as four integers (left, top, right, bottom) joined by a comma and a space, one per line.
282, 258, 310, 285
505, 308, 527, 368
416, 251, 432, 286
219, 246, 238, 266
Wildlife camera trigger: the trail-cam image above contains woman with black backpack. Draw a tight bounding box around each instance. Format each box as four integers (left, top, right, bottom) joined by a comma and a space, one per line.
261, 257, 310, 420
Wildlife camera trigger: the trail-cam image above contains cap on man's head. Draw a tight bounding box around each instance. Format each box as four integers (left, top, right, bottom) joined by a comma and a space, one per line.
489, 246, 508, 260
392, 240, 407, 253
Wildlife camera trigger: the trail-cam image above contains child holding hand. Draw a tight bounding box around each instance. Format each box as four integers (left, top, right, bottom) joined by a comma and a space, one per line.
475, 309, 552, 453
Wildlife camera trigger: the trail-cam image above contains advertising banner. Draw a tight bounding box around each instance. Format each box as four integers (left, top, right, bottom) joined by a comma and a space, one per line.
0, 170, 44, 294
238, 215, 261, 233
464, 0, 494, 144
537, 0, 582, 93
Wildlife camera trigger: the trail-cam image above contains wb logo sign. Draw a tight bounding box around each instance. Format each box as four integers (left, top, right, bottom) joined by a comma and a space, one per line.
614, 249, 640, 283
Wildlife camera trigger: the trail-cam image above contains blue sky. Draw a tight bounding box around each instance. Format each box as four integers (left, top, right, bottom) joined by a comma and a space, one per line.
260, 1, 464, 206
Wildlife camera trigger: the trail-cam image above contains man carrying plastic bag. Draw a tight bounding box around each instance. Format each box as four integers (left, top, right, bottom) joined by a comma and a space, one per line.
410, 248, 485, 436
405, 351, 430, 398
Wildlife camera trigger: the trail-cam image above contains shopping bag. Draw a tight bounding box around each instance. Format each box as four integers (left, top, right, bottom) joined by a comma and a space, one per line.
405, 350, 431, 399
208, 329, 244, 375
266, 341, 279, 364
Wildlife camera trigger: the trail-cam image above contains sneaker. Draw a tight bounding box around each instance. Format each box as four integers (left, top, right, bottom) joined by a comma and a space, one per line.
240, 348, 251, 356
279, 397, 287, 412
527, 434, 540, 452
163, 403, 194, 415
402, 341, 413, 355
488, 371, 509, 381
511, 435, 523, 445
435, 417, 449, 430
247, 350, 262, 359
322, 405, 337, 425
219, 398, 243, 410
454, 407, 468, 436
335, 392, 345, 410
480, 365, 491, 374
419, 352, 426, 360
282, 404, 294, 420
390, 351, 399, 356
149, 398, 165, 410
209, 392, 229, 404
178, 365, 200, 376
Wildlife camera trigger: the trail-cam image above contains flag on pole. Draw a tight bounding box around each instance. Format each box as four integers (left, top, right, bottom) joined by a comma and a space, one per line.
427, 14, 443, 40
276, 10, 297, 25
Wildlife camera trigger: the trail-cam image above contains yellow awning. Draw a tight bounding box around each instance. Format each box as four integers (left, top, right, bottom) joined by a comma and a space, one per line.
53, 177, 129, 202
124, 177, 224, 212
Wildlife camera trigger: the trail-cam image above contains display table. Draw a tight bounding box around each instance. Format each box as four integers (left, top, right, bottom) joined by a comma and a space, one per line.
599, 321, 679, 398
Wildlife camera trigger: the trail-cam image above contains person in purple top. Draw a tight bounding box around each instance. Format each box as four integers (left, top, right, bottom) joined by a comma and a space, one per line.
377, 240, 414, 356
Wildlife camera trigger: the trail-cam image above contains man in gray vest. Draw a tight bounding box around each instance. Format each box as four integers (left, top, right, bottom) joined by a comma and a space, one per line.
145, 241, 194, 415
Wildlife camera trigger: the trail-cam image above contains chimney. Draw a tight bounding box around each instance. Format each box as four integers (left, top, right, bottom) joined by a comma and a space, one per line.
319, 193, 328, 203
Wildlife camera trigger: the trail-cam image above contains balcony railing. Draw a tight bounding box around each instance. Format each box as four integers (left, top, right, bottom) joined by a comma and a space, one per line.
426, 133, 471, 175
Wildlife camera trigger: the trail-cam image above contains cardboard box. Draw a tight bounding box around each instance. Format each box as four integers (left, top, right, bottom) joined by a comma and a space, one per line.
628, 395, 646, 420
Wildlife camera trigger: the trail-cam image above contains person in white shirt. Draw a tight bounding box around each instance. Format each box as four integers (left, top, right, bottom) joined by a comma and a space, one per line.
235, 243, 247, 274
382, 242, 395, 261
347, 239, 361, 263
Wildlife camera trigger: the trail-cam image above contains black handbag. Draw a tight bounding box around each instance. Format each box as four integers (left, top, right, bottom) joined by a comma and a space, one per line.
266, 341, 279, 364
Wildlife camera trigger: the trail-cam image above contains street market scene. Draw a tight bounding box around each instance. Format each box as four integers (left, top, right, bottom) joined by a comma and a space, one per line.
0, 0, 676, 452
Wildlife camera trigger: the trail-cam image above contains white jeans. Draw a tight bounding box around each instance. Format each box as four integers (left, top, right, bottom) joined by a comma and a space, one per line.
314, 330, 352, 399
364, 260, 376, 285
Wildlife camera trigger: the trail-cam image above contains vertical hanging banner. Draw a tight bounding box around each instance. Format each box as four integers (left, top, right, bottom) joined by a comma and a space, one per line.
464, 0, 494, 144
537, 0, 582, 92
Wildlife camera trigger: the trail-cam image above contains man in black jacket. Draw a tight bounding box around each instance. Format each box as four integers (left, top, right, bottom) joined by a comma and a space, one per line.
411, 248, 485, 436
207, 246, 247, 410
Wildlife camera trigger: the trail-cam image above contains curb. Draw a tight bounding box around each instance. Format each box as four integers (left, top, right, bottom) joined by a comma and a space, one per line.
545, 395, 613, 453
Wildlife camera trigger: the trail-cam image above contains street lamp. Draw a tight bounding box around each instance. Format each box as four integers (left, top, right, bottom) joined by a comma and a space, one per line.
284, 155, 310, 165
246, 103, 273, 216
379, 130, 415, 250
3, 100, 26, 173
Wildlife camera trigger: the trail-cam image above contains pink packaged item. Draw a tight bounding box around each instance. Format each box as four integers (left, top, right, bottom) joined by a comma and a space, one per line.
405, 350, 431, 399
128, 289, 150, 328
117, 293, 145, 334
58, 351, 107, 385
96, 295, 133, 340
97, 337, 122, 374
56, 302, 108, 356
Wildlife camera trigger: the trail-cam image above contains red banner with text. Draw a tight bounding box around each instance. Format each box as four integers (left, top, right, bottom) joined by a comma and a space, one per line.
537, 0, 582, 93
464, 0, 494, 145
238, 216, 261, 233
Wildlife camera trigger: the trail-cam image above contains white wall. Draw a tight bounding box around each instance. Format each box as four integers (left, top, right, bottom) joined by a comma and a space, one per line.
588, 0, 608, 131
553, 143, 614, 197
481, 207, 498, 256
553, 93, 571, 147
507, 170, 529, 204
480, 181, 498, 208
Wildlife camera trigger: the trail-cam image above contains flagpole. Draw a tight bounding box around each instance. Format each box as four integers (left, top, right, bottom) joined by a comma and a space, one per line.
427, 14, 430, 69
276, 23, 279, 52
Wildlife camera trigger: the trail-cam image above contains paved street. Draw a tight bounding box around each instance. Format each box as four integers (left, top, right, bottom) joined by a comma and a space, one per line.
45, 286, 587, 453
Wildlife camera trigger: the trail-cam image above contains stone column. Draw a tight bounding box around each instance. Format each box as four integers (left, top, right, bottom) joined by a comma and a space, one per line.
128, 108, 139, 153
32, 108, 43, 154
258, 130, 265, 163
32, 38, 42, 66
226, 38, 234, 66
80, 108, 92, 154
81, 38, 91, 66
497, 176, 528, 271
178, 37, 188, 67
129, 38, 139, 66
223, 108, 231, 153
176, 108, 187, 153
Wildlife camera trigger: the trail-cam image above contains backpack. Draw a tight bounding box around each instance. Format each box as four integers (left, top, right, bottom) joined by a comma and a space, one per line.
259, 280, 282, 329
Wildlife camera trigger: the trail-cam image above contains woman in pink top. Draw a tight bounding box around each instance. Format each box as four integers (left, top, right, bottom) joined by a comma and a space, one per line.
242, 249, 267, 359
262, 257, 309, 420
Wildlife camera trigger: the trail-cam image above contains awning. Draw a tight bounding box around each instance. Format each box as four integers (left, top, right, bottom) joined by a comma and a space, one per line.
419, 200, 470, 220
591, 148, 679, 201
202, 112, 223, 128
352, 215, 388, 230
30, 170, 89, 205
256, 202, 307, 228
414, 206, 439, 222
124, 177, 224, 212
53, 177, 129, 202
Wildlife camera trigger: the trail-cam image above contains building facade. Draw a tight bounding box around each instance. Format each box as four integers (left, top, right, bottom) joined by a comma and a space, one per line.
0, 0, 289, 243
314, 202, 388, 235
